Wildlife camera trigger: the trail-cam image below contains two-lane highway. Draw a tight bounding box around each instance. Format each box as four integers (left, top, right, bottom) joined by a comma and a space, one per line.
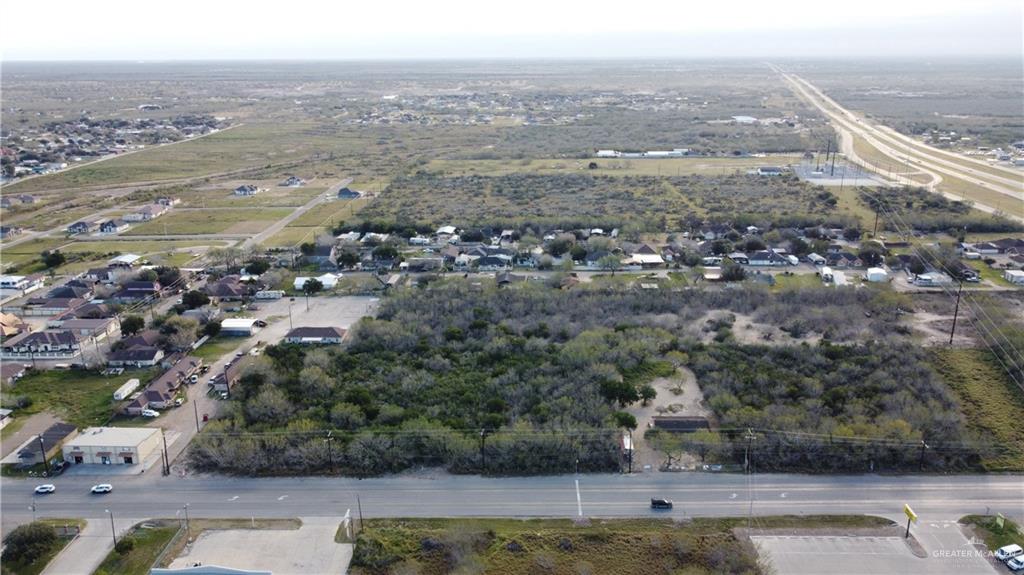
4, 472, 1021, 532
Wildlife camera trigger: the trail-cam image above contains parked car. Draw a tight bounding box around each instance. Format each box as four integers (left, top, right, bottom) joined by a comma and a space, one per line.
190, 374, 199, 384
1007, 556, 1024, 572
174, 398, 184, 406
997, 544, 1024, 562
90, 484, 113, 494
50, 460, 69, 476
199, 365, 211, 374
141, 409, 160, 418
34, 484, 56, 494
650, 498, 673, 510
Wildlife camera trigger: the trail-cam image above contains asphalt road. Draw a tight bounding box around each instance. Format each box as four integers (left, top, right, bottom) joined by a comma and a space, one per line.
4, 472, 1022, 532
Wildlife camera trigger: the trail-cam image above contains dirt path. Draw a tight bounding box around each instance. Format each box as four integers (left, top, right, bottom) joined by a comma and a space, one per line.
625, 367, 711, 471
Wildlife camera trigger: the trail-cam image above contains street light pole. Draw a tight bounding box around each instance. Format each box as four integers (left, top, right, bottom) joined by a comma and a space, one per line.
105, 509, 116, 545
183, 503, 191, 541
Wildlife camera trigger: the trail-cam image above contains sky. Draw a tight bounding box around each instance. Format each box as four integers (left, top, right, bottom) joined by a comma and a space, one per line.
2, 0, 1021, 60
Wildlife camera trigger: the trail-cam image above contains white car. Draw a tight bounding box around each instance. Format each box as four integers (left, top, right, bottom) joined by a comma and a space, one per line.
90, 484, 113, 494
141, 409, 160, 418
34, 484, 56, 494
1007, 557, 1024, 572
996, 544, 1024, 562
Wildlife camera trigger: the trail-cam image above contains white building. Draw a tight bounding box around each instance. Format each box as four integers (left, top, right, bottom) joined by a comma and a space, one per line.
63, 426, 163, 466
220, 318, 267, 337
865, 268, 889, 283
293, 273, 339, 291
1004, 270, 1024, 285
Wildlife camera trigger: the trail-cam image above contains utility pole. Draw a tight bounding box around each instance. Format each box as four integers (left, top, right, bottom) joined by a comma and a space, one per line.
356, 495, 364, 534
37, 435, 51, 476
872, 210, 879, 238
949, 282, 963, 345
918, 440, 929, 471
479, 429, 487, 474
744, 429, 757, 529
325, 432, 335, 474
288, 303, 293, 331
193, 400, 200, 433
30, 501, 36, 521
162, 432, 171, 476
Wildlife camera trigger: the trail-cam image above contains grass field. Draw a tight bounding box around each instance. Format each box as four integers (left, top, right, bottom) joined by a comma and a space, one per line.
426, 156, 802, 178
192, 336, 245, 362
94, 521, 180, 575
180, 187, 324, 208
351, 515, 892, 575
2, 369, 159, 429
930, 349, 1024, 470
961, 515, 1023, 552
125, 208, 293, 236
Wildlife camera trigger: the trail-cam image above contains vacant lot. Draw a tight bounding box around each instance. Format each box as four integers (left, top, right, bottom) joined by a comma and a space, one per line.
426, 156, 802, 178
360, 172, 846, 230
351, 516, 891, 575
181, 186, 324, 208
931, 349, 1024, 470
94, 520, 180, 575
126, 208, 293, 235
1, 369, 159, 428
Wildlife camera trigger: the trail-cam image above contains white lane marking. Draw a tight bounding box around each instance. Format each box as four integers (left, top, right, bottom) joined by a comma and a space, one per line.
780, 493, 788, 498
228, 496, 239, 502
730, 493, 738, 499
575, 480, 582, 517
278, 495, 288, 501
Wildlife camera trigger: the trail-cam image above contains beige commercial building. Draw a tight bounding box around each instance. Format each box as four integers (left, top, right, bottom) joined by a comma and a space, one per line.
62, 426, 163, 466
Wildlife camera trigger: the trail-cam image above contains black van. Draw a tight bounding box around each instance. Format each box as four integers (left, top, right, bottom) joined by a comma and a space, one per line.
650, 498, 673, 510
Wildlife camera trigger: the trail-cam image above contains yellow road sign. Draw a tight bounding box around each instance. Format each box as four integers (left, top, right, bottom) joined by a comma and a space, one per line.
904, 504, 918, 523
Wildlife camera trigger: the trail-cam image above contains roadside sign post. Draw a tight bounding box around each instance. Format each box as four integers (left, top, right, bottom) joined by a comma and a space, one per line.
903, 504, 918, 538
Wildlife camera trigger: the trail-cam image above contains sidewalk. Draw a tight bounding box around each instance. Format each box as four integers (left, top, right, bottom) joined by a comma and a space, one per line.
42, 515, 141, 575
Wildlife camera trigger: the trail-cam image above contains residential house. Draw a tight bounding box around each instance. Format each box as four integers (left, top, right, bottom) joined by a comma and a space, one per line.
336, 187, 361, 199
17, 423, 77, 466
748, 250, 790, 267
0, 274, 44, 295
83, 267, 128, 284
405, 257, 444, 272
1004, 270, 1024, 285
67, 221, 98, 234
155, 197, 181, 207
233, 184, 261, 196
47, 284, 93, 300
108, 344, 164, 368
54, 318, 117, 340
122, 204, 168, 222
626, 253, 665, 268
335, 231, 362, 243
1, 330, 82, 360
992, 238, 1024, 254
0, 225, 22, 239
1, 362, 29, 385
305, 244, 338, 269
476, 255, 512, 272
280, 176, 305, 187
15, 298, 88, 317
108, 253, 143, 268
181, 306, 221, 323
283, 326, 348, 345
205, 275, 248, 301
98, 219, 130, 234
826, 252, 862, 268
756, 166, 785, 176
111, 281, 160, 303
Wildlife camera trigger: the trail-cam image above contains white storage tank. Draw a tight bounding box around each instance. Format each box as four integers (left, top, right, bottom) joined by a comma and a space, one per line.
113, 378, 141, 401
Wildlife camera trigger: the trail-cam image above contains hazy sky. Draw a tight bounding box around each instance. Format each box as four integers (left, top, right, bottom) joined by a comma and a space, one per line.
2, 0, 1021, 60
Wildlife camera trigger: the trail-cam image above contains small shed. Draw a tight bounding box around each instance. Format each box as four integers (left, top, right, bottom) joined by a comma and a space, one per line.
220, 318, 267, 337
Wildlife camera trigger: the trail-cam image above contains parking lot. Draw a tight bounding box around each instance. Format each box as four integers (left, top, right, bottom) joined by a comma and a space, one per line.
167, 516, 352, 574
754, 520, 997, 575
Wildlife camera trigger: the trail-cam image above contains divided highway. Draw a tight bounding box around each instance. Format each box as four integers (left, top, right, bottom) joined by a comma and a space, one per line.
774, 65, 1024, 222
3, 473, 1021, 530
